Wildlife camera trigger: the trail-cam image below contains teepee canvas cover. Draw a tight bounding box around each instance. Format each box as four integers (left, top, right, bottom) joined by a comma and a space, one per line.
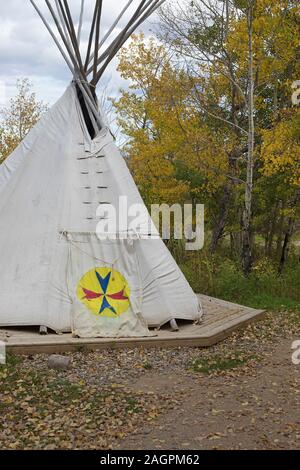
0, 1, 202, 337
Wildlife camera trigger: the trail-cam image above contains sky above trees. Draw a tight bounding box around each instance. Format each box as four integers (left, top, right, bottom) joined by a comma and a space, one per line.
0, 0, 156, 106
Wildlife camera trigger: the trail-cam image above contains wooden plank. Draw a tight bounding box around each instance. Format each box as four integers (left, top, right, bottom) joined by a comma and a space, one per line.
2, 295, 266, 355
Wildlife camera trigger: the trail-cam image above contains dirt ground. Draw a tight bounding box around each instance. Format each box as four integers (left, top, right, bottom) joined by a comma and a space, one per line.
0, 309, 299, 450
120, 338, 300, 450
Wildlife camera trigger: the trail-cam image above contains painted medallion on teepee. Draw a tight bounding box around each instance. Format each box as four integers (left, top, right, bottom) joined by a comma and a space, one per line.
77, 267, 131, 318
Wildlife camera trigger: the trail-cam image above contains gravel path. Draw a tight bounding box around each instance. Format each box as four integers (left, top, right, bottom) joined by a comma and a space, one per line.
120, 338, 300, 450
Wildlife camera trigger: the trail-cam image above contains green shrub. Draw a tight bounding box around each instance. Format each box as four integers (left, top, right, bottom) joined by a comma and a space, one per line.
180, 252, 300, 311
189, 352, 254, 374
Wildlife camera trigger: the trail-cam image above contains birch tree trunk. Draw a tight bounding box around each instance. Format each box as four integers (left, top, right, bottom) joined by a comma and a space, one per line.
242, 0, 255, 275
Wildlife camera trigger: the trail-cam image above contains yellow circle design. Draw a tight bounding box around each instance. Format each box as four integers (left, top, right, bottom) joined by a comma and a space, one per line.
77, 267, 131, 318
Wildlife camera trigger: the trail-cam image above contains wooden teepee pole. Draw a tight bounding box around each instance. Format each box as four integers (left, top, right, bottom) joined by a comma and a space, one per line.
31, 0, 168, 128
93, 1, 103, 83
55, 0, 72, 51
86, 0, 135, 70
90, 0, 149, 84
115, 0, 166, 51
46, 1, 88, 86
77, 0, 85, 45
84, 1, 99, 72
43, 0, 103, 130
93, 0, 165, 84
30, 0, 100, 134
60, 0, 85, 74
87, 0, 164, 79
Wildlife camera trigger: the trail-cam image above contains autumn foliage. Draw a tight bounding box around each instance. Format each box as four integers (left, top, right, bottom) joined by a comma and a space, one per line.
113, 0, 300, 273
0, 79, 47, 164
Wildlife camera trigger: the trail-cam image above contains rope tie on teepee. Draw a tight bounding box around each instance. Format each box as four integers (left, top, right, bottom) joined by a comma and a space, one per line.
61, 231, 120, 269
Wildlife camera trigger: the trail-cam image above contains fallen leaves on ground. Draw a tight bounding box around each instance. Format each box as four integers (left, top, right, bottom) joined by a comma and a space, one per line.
0, 308, 299, 449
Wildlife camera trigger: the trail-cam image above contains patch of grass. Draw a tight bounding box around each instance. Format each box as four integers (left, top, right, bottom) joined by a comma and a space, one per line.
47, 378, 84, 403
124, 396, 142, 414
240, 293, 300, 311
3, 353, 23, 368
0, 354, 23, 388
142, 362, 153, 370
189, 353, 254, 374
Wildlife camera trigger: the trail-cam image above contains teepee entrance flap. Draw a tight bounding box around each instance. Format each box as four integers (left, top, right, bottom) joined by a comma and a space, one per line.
66, 233, 151, 338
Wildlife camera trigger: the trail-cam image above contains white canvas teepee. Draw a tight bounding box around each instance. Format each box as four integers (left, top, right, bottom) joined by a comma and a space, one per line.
0, 0, 202, 338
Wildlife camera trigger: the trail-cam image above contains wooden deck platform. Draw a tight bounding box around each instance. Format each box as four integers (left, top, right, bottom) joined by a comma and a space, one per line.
0, 295, 265, 355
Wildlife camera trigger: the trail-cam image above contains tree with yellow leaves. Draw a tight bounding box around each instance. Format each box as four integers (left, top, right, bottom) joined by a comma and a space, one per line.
114, 34, 230, 211
0, 79, 47, 164
158, 0, 300, 271
261, 112, 300, 188
260, 110, 300, 272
